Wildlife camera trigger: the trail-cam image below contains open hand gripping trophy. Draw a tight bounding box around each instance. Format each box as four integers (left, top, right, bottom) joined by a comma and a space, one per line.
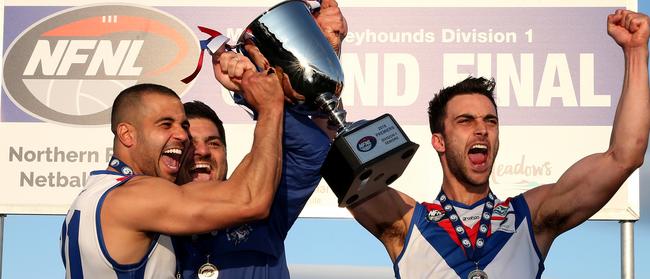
192, 0, 419, 207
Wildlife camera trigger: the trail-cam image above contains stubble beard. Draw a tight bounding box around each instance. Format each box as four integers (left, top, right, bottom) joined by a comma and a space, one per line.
446, 147, 489, 188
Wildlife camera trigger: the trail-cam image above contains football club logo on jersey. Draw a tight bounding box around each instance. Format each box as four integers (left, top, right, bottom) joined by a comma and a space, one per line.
493, 204, 509, 217
2, 4, 200, 125
427, 209, 444, 222
226, 224, 253, 245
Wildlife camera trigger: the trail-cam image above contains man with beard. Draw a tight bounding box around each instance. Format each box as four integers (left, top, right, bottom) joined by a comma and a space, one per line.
174, 0, 347, 279
61, 66, 286, 279
173, 1, 346, 277
348, 9, 650, 279
173, 98, 331, 278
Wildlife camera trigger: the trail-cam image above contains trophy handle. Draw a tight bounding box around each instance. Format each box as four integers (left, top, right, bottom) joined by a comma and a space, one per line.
181, 0, 325, 85
205, 34, 233, 55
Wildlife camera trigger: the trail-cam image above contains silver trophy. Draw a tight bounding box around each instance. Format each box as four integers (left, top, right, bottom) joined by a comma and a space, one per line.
232, 0, 419, 207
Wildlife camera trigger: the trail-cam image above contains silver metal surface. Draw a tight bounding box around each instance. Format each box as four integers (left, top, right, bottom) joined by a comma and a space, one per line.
315, 93, 347, 131
237, 0, 346, 123
0, 214, 4, 279
621, 220, 635, 279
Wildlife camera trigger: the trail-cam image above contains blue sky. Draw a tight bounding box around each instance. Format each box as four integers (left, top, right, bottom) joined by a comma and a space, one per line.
3, 2, 650, 278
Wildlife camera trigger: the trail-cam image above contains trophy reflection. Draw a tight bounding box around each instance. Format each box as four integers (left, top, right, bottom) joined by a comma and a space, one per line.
229, 0, 419, 207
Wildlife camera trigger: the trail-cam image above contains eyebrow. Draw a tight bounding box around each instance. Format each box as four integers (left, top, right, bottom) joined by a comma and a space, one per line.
155, 117, 189, 127
193, 135, 223, 142
207, 135, 223, 142
156, 117, 175, 123
454, 113, 499, 120
455, 113, 476, 120
484, 114, 499, 120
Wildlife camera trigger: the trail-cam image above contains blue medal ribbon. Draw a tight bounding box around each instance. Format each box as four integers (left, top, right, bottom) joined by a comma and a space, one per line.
436, 189, 496, 266
108, 156, 135, 176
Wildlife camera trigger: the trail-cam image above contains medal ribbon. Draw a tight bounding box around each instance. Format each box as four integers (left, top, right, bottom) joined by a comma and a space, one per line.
436, 189, 496, 263
181, 0, 323, 85
181, 26, 231, 84
108, 156, 135, 175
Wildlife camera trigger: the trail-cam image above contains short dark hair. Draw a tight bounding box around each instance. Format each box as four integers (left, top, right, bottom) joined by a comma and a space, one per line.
111, 83, 179, 134
184, 100, 226, 147
428, 76, 497, 134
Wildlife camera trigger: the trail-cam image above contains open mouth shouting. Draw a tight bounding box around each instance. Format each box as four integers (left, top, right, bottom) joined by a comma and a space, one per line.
468, 143, 489, 171
161, 147, 183, 174
190, 161, 213, 182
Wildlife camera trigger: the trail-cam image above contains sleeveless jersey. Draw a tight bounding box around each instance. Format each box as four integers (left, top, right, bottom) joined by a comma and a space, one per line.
61, 171, 176, 279
395, 194, 544, 279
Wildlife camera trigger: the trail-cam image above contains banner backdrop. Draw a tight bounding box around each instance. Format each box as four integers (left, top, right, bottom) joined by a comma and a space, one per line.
1, 0, 639, 220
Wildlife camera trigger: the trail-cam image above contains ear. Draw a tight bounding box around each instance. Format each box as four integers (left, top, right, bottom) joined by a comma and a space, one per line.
431, 133, 445, 153
116, 123, 136, 148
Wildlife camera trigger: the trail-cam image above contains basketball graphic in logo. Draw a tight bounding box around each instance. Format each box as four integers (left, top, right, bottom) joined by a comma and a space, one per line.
2, 4, 200, 125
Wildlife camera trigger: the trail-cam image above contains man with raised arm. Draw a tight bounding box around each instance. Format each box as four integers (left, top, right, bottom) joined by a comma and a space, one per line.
349, 9, 649, 278
173, 1, 347, 277
61, 65, 285, 278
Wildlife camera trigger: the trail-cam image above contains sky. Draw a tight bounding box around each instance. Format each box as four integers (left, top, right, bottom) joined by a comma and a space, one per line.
2, 2, 650, 279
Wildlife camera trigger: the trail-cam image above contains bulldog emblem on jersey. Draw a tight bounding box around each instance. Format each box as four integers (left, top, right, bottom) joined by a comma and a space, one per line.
493, 204, 509, 217
225, 224, 253, 245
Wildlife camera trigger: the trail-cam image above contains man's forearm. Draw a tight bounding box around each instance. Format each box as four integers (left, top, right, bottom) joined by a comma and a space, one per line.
609, 46, 650, 168
248, 107, 284, 204
226, 106, 284, 218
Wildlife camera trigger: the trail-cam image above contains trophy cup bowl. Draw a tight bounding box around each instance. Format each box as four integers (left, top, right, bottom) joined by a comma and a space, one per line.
236, 0, 347, 126
237, 0, 419, 207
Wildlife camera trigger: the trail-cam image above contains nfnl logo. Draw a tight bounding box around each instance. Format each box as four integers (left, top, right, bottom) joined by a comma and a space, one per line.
356, 136, 377, 152
2, 5, 200, 125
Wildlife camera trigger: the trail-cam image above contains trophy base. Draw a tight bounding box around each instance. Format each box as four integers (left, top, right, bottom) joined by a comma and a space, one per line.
321, 114, 419, 207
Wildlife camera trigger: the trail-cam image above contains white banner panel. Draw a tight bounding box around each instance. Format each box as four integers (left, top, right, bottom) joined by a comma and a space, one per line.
0, 0, 639, 220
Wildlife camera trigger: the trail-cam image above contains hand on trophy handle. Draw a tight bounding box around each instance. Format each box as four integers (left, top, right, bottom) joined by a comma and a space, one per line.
239, 68, 285, 114
274, 67, 307, 105
212, 46, 309, 107
314, 0, 348, 55
243, 41, 271, 70
212, 51, 256, 91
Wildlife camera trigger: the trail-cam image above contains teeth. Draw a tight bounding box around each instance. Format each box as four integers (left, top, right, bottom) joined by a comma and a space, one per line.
471, 144, 487, 150
192, 163, 211, 171
163, 148, 183, 155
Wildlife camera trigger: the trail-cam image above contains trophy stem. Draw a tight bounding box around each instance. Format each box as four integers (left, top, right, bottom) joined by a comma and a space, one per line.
315, 93, 348, 133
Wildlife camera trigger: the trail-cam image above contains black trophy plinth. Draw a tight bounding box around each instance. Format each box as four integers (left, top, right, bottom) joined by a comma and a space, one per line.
321, 114, 419, 207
